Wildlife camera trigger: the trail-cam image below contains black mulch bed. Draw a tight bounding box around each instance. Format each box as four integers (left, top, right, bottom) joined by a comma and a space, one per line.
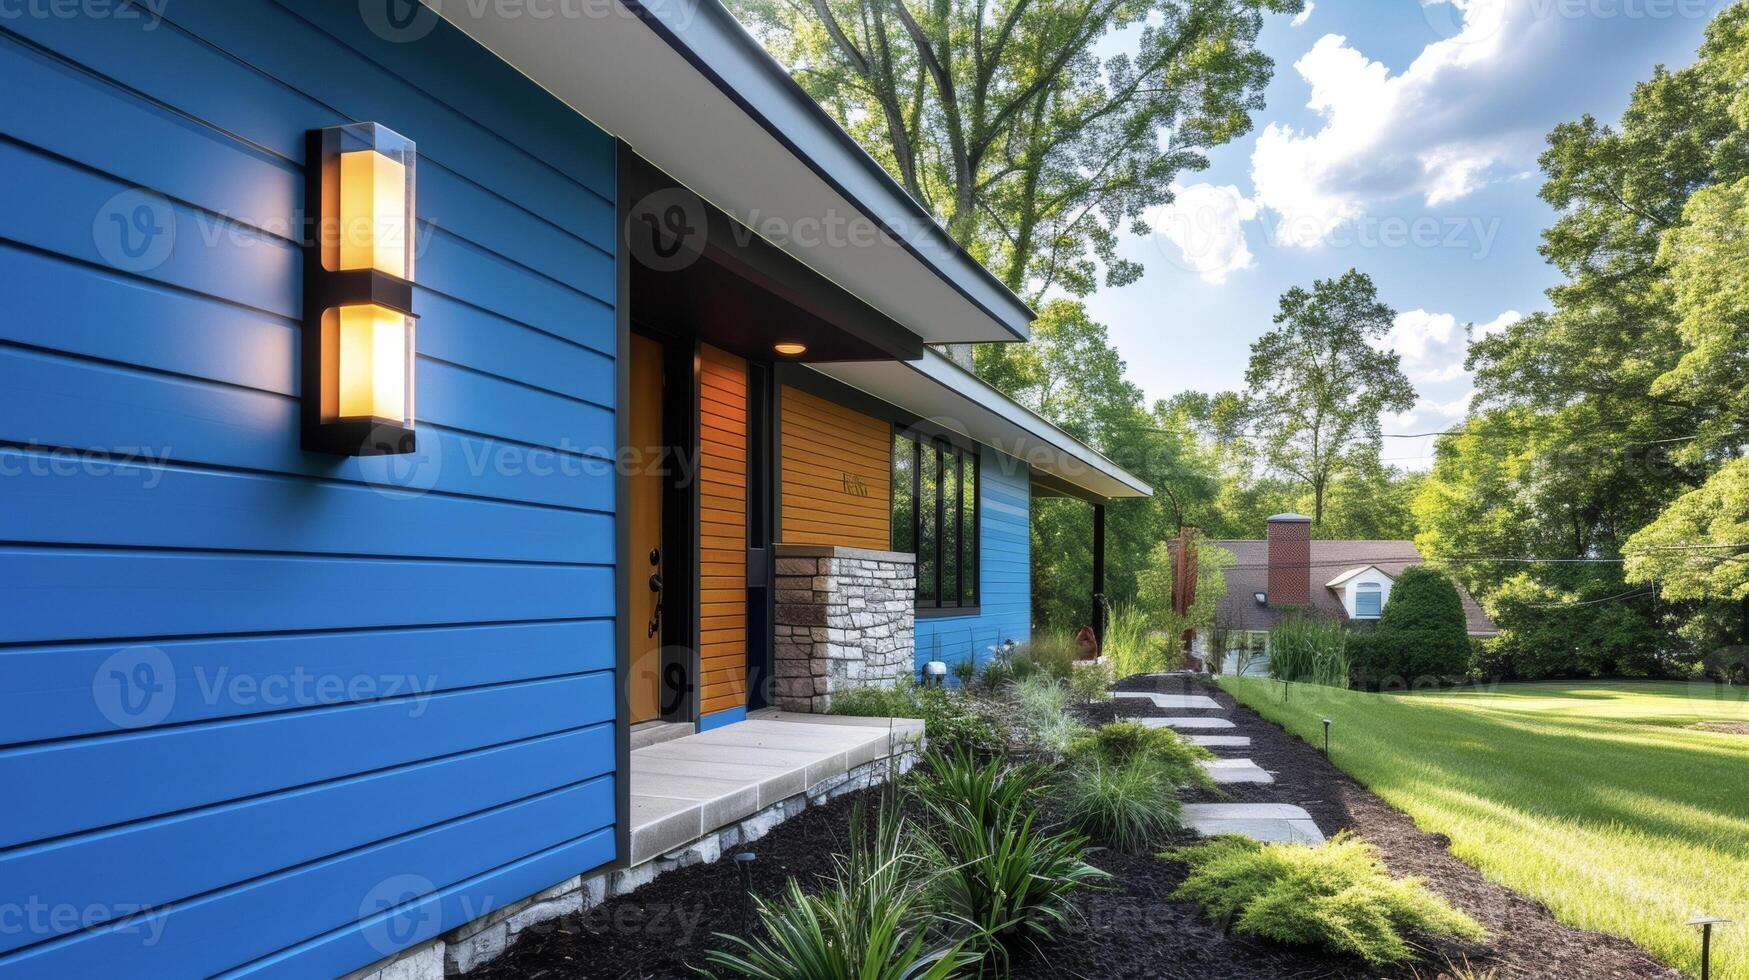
475, 674, 1677, 980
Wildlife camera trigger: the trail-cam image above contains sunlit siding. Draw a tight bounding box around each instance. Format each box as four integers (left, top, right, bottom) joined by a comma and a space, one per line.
914, 445, 1031, 671
0, 3, 618, 976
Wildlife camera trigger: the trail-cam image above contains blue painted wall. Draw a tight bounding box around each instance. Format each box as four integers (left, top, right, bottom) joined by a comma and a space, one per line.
914, 445, 1032, 672
0, 3, 618, 977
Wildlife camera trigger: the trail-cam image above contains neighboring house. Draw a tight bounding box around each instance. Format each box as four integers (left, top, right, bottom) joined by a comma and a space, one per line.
1186, 515, 1497, 671
0, 3, 1148, 978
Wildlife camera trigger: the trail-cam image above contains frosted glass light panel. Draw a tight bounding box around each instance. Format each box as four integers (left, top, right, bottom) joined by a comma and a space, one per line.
319, 122, 416, 280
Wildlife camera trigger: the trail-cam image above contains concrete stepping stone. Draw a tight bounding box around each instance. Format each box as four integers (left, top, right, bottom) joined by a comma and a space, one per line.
1114, 691, 1222, 710
1186, 735, 1250, 748
1136, 716, 1236, 730
1199, 758, 1273, 784
1181, 803, 1325, 845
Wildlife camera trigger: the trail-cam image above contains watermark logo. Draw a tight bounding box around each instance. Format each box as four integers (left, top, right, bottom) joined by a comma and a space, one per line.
93, 188, 174, 274
358, 426, 445, 499
0, 0, 167, 30
626, 187, 707, 273
360, 0, 443, 43
359, 874, 438, 955
93, 646, 176, 730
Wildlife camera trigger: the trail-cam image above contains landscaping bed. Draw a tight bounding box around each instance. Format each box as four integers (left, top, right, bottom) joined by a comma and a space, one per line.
474, 670, 1675, 979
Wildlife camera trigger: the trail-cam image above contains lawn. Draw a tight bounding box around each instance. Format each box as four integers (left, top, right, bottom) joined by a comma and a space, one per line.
1220, 677, 1749, 980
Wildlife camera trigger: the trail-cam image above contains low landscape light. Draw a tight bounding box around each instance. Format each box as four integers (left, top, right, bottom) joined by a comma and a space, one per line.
1689, 915, 1731, 980
1322, 717, 1331, 756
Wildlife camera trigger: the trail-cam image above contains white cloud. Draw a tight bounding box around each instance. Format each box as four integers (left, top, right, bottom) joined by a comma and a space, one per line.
1247, 0, 1674, 247
1290, 2, 1314, 28
1146, 183, 1259, 283
1472, 309, 1522, 338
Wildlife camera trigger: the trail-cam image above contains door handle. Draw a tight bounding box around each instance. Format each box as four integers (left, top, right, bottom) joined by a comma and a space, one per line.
648, 573, 663, 593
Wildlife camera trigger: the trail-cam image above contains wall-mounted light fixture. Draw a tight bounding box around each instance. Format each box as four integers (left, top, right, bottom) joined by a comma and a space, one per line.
303, 123, 417, 456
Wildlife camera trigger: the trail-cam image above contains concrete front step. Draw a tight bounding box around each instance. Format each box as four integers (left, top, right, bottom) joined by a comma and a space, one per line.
1199, 758, 1273, 784
1185, 735, 1250, 748
1113, 691, 1222, 710
1136, 716, 1237, 730
1181, 803, 1325, 844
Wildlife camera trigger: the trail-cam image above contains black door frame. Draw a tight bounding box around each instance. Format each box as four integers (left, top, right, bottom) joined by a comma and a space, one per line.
744, 361, 776, 711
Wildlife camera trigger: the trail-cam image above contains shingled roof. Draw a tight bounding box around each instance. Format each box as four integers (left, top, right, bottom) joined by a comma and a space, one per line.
1194, 538, 1497, 636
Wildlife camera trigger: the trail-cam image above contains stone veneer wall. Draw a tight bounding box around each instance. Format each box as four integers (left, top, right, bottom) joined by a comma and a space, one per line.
773, 544, 916, 712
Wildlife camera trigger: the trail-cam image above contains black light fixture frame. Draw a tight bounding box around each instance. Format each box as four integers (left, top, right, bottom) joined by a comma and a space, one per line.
300, 128, 419, 457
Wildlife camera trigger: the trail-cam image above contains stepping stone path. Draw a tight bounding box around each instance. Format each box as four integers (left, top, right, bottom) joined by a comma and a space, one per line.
1136, 716, 1236, 730
1123, 684, 1327, 844
1199, 758, 1273, 784
1181, 804, 1325, 844
1114, 691, 1222, 710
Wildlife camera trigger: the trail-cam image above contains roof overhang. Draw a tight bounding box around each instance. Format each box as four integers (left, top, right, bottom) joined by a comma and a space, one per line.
437, 0, 1033, 345
811, 350, 1151, 503
1325, 565, 1394, 589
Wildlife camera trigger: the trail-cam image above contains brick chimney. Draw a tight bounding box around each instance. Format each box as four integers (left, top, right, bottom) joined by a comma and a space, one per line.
1265, 514, 1312, 606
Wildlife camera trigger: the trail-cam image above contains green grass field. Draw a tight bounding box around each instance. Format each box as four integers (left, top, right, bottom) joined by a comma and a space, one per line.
1219, 677, 1749, 979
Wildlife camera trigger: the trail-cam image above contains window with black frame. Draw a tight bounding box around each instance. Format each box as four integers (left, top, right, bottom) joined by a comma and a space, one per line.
892, 429, 978, 610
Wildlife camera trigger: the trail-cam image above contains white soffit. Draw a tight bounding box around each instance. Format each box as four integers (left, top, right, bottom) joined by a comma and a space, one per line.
812, 350, 1152, 502
437, 0, 1032, 345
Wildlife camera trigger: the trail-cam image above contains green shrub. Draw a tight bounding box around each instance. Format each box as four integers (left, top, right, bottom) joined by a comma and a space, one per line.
831, 683, 1008, 757
914, 753, 1107, 969
1267, 616, 1351, 688
1016, 633, 1080, 680
705, 803, 977, 979
950, 657, 978, 688
1103, 602, 1169, 678
1069, 661, 1113, 703
1057, 756, 1181, 852
828, 682, 921, 719
1009, 674, 1084, 754
1351, 567, 1472, 688
1168, 832, 1484, 966
1066, 721, 1213, 789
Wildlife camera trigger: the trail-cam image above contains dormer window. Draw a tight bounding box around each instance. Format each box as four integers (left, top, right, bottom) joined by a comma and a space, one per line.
1354, 583, 1383, 618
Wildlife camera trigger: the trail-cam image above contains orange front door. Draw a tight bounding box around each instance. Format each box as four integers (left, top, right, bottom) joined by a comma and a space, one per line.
628, 334, 665, 724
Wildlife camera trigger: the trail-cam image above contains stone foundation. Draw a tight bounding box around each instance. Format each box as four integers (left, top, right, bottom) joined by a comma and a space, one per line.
772, 544, 916, 712
340, 749, 918, 980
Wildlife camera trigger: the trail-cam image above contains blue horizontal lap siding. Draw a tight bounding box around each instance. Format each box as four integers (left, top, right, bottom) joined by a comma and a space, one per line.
915, 446, 1032, 672
0, 3, 621, 977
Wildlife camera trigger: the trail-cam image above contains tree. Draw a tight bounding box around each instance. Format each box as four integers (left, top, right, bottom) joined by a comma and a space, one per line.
1417, 5, 1749, 678
1243, 270, 1416, 525
1349, 567, 1470, 688
730, 0, 1298, 298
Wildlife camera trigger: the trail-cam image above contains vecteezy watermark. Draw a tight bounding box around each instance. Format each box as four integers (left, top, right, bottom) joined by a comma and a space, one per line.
93, 188, 175, 274
575, 900, 707, 941
358, 875, 440, 955
1261, 213, 1503, 261
93, 646, 176, 730
359, 0, 704, 44
0, 0, 166, 30
92, 652, 443, 731
0, 444, 175, 489
0, 898, 171, 947
625, 187, 709, 273
1422, 0, 1725, 43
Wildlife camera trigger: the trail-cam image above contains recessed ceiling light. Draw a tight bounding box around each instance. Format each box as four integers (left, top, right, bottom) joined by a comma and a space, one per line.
773, 342, 807, 356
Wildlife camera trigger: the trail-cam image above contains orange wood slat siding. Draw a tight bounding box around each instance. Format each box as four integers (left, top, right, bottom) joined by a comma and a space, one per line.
698, 345, 748, 716
779, 386, 891, 550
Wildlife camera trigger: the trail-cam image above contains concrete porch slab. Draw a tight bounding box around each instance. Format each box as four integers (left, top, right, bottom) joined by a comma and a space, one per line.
1113, 691, 1222, 710
1136, 716, 1237, 730
1181, 803, 1325, 844
1185, 735, 1251, 748
1199, 758, 1273, 784
629, 714, 916, 864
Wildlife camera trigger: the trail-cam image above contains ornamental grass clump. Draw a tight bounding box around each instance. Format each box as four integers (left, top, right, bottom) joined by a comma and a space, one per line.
1056, 756, 1180, 853
1066, 721, 1214, 789
705, 803, 977, 980
1010, 673, 1085, 755
1267, 616, 1351, 688
913, 750, 1107, 972
1167, 832, 1484, 966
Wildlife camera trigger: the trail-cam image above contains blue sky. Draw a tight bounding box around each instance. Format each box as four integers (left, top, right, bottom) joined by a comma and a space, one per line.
1085, 0, 1723, 468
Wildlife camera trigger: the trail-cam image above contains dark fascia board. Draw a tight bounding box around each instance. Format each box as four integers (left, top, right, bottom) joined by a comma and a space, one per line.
619, 0, 1034, 341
